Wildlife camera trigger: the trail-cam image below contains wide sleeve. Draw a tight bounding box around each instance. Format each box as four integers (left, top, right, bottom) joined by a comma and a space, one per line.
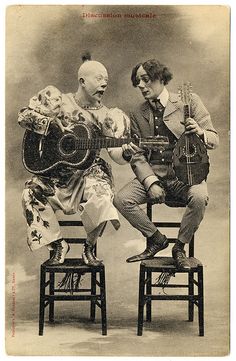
18, 85, 63, 135
191, 93, 219, 149
102, 108, 131, 165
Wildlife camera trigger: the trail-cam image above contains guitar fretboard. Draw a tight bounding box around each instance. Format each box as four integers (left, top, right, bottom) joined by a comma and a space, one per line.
76, 137, 134, 150
183, 104, 190, 122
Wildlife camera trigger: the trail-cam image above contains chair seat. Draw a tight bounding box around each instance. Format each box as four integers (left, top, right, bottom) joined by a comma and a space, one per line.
42, 258, 104, 271
141, 256, 202, 271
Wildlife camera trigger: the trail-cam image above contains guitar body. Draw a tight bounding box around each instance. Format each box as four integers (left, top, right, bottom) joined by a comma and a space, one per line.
173, 133, 209, 185
22, 122, 98, 175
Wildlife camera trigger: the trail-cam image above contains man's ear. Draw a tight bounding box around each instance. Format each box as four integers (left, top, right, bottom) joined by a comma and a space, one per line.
79, 77, 85, 86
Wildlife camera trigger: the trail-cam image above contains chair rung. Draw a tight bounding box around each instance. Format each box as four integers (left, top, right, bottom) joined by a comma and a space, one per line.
167, 238, 178, 242
63, 238, 86, 244
53, 288, 92, 293
193, 279, 199, 286
153, 222, 181, 228
144, 295, 198, 301
59, 221, 83, 227
45, 294, 100, 301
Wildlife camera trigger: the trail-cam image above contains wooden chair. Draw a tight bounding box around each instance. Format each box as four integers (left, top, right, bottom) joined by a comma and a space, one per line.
137, 202, 204, 336
39, 220, 107, 336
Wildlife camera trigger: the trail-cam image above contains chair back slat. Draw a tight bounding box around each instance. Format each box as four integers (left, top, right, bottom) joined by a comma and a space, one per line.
50, 220, 98, 256
59, 221, 83, 227
64, 238, 86, 244
153, 222, 181, 228
147, 203, 195, 258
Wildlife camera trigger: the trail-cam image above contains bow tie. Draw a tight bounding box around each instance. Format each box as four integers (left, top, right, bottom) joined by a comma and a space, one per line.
151, 99, 164, 111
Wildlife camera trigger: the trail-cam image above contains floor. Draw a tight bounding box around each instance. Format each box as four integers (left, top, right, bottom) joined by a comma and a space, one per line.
5, 266, 229, 357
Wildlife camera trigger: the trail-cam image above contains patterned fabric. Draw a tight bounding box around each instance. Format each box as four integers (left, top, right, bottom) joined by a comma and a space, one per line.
19, 85, 130, 250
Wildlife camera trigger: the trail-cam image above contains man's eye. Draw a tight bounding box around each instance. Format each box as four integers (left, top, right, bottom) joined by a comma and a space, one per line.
136, 76, 150, 85
142, 77, 150, 83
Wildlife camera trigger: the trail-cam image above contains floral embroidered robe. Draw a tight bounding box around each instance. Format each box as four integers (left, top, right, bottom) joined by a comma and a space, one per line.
18, 86, 130, 251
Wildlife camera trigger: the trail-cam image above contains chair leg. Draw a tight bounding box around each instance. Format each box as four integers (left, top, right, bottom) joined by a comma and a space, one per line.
146, 270, 152, 322
188, 271, 194, 322
137, 265, 145, 336
100, 267, 107, 336
90, 270, 96, 322
49, 272, 55, 323
39, 266, 46, 336
197, 267, 204, 336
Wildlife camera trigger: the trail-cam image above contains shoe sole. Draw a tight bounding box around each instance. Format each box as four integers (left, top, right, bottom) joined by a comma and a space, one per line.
126, 240, 169, 263
82, 253, 103, 267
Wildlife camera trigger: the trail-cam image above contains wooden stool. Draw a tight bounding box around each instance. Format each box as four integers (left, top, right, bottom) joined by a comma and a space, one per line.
39, 220, 107, 336
137, 203, 204, 336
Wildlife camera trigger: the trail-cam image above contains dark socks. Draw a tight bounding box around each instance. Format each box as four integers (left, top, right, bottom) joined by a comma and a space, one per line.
149, 230, 164, 244
173, 239, 185, 251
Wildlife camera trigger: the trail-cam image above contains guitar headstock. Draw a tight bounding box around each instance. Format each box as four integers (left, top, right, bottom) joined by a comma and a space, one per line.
178, 82, 193, 105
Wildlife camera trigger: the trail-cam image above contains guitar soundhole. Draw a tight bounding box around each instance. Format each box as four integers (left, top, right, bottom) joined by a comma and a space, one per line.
58, 134, 77, 157
183, 144, 197, 158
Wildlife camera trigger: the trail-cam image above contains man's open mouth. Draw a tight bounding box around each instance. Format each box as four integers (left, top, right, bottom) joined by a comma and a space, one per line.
95, 90, 105, 96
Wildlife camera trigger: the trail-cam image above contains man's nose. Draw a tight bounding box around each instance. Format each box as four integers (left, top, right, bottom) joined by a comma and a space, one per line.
138, 82, 145, 90
101, 83, 107, 89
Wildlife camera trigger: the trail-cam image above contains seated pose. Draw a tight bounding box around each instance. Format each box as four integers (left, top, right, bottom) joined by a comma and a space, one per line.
114, 58, 219, 269
19, 54, 130, 266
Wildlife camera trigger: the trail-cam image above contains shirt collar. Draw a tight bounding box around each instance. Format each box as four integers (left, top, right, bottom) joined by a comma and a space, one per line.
157, 87, 169, 107
149, 87, 169, 109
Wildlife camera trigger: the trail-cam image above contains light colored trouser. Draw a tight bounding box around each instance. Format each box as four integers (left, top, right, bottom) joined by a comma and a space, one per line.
114, 178, 209, 244
22, 173, 119, 251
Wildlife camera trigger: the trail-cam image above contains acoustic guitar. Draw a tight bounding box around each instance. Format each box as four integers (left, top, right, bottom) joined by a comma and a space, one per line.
173, 83, 209, 185
22, 122, 169, 175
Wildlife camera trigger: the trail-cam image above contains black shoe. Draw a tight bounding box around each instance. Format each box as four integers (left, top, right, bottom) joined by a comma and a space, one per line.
47, 240, 70, 266
126, 235, 169, 263
82, 243, 103, 266
172, 247, 191, 270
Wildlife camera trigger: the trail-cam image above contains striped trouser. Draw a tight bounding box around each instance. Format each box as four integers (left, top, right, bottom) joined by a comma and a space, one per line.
114, 178, 209, 244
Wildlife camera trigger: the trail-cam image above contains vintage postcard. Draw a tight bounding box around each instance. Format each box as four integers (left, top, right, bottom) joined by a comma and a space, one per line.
5, 3, 230, 357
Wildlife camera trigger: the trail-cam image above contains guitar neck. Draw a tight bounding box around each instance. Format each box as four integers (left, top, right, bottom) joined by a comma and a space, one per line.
183, 104, 191, 122
76, 136, 169, 150
77, 137, 135, 150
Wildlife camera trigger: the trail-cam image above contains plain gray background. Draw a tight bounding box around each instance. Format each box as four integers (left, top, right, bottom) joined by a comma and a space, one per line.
5, 5, 229, 356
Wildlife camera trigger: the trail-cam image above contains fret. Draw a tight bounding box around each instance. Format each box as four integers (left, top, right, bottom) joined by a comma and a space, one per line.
184, 105, 190, 121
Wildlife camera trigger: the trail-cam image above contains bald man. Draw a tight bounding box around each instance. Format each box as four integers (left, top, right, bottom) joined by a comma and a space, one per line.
18, 55, 131, 266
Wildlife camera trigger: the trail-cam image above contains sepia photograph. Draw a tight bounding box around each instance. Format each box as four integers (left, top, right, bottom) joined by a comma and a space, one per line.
5, 3, 230, 357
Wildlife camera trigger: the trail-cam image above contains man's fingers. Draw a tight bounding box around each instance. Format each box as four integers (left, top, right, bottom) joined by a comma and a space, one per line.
130, 143, 142, 152
185, 124, 197, 130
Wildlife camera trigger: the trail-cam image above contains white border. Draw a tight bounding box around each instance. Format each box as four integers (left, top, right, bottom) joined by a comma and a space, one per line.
1, 1, 234, 361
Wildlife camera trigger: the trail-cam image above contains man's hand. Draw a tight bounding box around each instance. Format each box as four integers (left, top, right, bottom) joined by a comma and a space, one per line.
184, 117, 204, 137
54, 118, 74, 133
148, 183, 166, 204
122, 142, 141, 158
